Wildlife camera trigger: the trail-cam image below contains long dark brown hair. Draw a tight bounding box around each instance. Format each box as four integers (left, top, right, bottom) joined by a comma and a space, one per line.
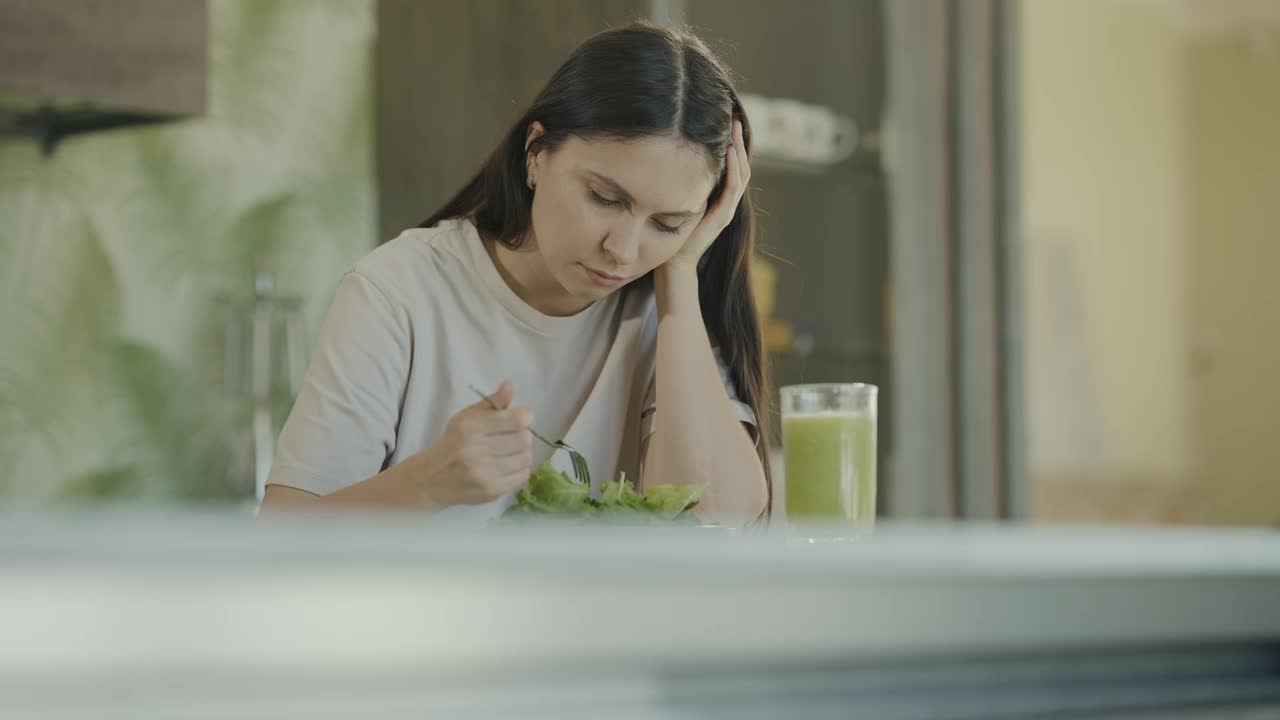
422, 21, 773, 499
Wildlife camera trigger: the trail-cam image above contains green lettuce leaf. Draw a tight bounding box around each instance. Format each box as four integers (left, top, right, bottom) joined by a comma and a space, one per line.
506, 461, 705, 522
596, 476, 646, 510
642, 483, 707, 519
514, 462, 590, 513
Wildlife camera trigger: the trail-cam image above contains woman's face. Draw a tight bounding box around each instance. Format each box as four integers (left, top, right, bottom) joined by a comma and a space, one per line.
524, 125, 719, 302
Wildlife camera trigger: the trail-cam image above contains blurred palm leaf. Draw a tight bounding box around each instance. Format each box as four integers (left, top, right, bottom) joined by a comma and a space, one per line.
0, 0, 376, 500
0, 185, 122, 496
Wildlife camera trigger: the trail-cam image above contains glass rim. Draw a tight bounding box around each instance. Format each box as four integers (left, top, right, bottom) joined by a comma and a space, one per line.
780, 382, 879, 395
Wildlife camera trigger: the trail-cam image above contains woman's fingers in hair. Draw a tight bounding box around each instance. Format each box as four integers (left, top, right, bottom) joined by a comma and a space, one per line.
720, 119, 750, 221
733, 119, 751, 187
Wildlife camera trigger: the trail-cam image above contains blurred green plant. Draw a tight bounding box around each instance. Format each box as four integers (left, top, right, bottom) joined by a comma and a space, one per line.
0, 0, 376, 501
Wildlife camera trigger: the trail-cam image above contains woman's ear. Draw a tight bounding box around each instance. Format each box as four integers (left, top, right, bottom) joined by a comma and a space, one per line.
525, 121, 546, 189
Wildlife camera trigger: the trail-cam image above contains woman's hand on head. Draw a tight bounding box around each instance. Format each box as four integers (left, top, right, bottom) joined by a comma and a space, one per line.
412, 380, 534, 507
665, 119, 750, 272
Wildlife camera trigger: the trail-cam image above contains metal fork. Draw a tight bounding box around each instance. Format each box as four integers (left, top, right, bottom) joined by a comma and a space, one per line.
468, 385, 591, 486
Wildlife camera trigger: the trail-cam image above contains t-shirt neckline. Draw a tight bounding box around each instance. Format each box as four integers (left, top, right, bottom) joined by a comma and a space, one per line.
454, 217, 611, 337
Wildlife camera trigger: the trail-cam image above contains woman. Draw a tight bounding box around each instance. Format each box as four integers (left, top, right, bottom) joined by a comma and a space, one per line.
261, 22, 771, 525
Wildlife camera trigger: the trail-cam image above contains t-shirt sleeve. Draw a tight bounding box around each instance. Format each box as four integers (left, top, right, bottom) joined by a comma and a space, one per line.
640, 346, 758, 444
267, 271, 410, 496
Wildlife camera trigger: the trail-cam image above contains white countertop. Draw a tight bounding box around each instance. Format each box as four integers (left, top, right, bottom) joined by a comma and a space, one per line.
3, 507, 1279, 718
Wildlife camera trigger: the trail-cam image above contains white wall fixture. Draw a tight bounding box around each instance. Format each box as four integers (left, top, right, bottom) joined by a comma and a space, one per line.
739, 93, 867, 170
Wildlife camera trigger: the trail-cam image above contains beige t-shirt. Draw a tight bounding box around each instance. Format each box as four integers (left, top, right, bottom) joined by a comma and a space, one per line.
268, 217, 753, 524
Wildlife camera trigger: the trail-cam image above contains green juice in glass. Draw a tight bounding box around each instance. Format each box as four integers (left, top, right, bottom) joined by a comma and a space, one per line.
780, 383, 878, 524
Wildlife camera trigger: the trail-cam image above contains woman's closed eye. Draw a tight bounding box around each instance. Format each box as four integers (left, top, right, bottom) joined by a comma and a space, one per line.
589, 189, 622, 208
652, 219, 681, 235
589, 189, 683, 235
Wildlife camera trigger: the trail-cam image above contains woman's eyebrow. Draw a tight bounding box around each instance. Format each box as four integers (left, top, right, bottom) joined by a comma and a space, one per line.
585, 171, 700, 218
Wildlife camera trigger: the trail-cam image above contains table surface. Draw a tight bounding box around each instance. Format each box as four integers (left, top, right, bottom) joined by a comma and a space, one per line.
3, 507, 1279, 718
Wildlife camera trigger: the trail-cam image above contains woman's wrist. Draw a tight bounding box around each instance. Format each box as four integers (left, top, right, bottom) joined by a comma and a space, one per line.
402, 445, 448, 511
655, 263, 699, 315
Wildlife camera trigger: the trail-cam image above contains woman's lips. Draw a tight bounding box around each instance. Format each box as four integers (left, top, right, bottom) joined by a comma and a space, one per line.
582, 263, 625, 287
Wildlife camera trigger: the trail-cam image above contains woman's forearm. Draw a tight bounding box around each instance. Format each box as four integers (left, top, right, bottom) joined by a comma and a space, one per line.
642, 265, 767, 524
259, 451, 446, 515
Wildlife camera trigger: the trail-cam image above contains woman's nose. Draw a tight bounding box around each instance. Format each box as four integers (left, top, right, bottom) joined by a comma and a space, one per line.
601, 219, 642, 266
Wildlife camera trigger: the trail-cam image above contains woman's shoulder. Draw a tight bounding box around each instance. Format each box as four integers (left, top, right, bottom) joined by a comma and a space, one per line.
349, 218, 477, 306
